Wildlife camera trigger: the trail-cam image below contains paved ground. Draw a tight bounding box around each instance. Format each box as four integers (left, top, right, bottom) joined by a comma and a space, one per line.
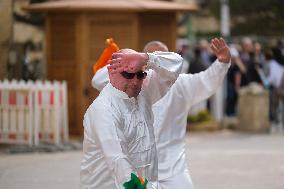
0, 130, 283, 189
186, 130, 284, 189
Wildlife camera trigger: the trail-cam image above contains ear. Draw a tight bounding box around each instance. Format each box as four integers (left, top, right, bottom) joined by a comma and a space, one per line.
107, 66, 112, 74
107, 66, 115, 84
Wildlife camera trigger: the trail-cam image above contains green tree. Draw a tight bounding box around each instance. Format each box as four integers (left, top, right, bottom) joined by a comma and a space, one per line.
209, 0, 284, 36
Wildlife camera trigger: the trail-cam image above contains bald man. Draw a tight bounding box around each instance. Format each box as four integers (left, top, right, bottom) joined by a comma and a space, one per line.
91, 38, 231, 189
81, 48, 183, 189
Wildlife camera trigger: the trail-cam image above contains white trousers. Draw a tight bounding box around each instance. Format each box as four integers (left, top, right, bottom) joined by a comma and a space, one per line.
159, 171, 194, 189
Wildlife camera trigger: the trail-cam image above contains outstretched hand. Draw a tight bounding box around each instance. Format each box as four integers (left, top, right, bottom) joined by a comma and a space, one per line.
107, 52, 148, 74
210, 38, 231, 63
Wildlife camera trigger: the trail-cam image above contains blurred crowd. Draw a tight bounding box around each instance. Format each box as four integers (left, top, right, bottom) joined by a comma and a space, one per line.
178, 37, 284, 126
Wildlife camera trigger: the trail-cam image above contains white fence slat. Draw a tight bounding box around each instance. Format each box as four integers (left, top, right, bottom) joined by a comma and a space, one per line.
62, 81, 69, 142
2, 80, 10, 139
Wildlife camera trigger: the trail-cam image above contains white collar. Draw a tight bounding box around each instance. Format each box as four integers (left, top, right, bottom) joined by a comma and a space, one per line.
106, 83, 138, 101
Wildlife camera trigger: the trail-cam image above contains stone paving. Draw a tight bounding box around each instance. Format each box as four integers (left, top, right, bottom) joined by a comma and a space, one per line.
0, 130, 283, 189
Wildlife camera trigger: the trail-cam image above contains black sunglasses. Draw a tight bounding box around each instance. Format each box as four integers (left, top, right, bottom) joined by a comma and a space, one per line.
120, 71, 147, 80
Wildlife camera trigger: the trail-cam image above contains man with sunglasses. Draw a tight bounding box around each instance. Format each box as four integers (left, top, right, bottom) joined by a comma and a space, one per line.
81, 48, 183, 189
90, 38, 231, 189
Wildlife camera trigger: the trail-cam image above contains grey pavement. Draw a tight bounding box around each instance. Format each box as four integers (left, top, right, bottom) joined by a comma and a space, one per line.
186, 130, 284, 189
0, 130, 284, 189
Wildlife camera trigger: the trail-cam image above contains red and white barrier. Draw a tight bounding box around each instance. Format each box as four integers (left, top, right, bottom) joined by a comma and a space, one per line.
0, 80, 33, 145
0, 80, 68, 146
33, 81, 69, 145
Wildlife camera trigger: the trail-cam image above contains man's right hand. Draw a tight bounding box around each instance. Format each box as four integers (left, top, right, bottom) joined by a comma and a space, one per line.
108, 52, 148, 74
210, 38, 231, 63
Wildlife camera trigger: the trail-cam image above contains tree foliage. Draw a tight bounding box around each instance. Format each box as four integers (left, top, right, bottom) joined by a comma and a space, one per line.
209, 0, 284, 36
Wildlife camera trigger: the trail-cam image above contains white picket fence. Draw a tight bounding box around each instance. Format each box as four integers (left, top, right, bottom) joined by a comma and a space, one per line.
0, 80, 68, 146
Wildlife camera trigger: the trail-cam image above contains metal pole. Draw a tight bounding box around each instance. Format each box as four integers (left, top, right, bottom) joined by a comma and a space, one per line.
212, 0, 230, 123
221, 0, 230, 38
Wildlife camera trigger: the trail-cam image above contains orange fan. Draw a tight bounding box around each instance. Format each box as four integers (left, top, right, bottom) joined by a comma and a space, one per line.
93, 38, 120, 75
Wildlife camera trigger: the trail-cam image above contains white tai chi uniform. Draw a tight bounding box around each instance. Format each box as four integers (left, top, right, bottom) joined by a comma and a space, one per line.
80, 52, 183, 189
154, 59, 230, 189
92, 56, 230, 189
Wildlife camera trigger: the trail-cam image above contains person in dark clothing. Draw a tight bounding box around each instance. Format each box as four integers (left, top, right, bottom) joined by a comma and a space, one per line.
240, 37, 262, 85
188, 48, 209, 74
245, 52, 263, 84
272, 40, 284, 66
226, 46, 247, 116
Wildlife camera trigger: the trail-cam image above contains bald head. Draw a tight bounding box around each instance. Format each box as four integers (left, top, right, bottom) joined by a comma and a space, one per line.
108, 48, 145, 98
117, 48, 137, 54
143, 41, 169, 53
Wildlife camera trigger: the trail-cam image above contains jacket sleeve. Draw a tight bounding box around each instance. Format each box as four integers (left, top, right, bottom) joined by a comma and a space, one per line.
84, 105, 135, 189
143, 52, 183, 104
91, 66, 109, 91
177, 59, 230, 110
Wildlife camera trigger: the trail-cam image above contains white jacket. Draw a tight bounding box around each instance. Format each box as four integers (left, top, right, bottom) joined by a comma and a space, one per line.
80, 52, 183, 189
91, 54, 230, 182
153, 60, 230, 180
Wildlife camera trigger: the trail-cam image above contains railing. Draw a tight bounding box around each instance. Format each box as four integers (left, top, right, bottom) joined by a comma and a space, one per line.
0, 80, 68, 146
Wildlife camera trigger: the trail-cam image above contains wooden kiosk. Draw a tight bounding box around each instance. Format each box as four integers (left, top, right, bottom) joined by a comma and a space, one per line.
24, 0, 198, 136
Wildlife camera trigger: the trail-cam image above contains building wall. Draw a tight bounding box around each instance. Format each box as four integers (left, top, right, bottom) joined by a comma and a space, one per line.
0, 1, 13, 79
2, 0, 46, 80
139, 13, 176, 52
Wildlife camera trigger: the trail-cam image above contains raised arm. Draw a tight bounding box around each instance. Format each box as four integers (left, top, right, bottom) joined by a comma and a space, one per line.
107, 51, 183, 104
177, 38, 231, 109
143, 52, 183, 104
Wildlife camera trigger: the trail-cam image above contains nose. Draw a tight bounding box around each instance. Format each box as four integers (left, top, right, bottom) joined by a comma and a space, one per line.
130, 76, 143, 87
132, 76, 141, 84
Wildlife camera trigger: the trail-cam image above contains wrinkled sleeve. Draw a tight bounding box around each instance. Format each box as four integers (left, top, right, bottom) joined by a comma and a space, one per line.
91, 66, 109, 91
85, 106, 135, 189
143, 52, 183, 104
178, 59, 230, 110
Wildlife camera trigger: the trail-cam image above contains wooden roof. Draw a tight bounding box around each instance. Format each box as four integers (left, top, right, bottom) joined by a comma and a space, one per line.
23, 0, 199, 13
